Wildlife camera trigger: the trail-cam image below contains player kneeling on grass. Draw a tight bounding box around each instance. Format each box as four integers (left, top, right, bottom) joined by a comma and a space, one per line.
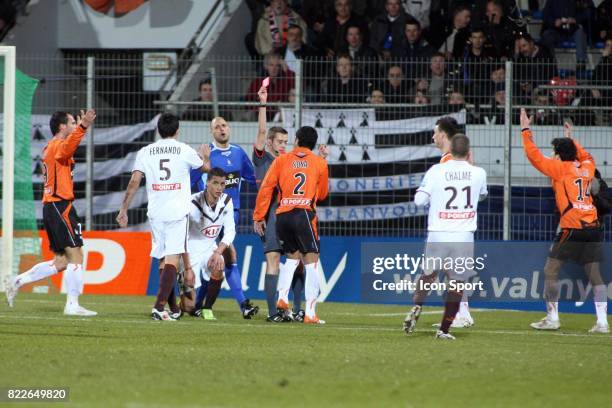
181, 167, 236, 320
520, 109, 609, 334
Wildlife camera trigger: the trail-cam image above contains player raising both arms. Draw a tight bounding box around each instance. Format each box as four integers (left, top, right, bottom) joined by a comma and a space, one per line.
5, 110, 97, 316
404, 134, 488, 340
520, 109, 609, 333
180, 168, 236, 320
190, 117, 259, 319
254, 126, 329, 324
117, 113, 210, 321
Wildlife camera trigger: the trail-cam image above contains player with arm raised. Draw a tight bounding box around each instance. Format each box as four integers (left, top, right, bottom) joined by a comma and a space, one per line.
520, 109, 608, 333
181, 167, 235, 320
403, 134, 488, 340
5, 110, 97, 316
116, 113, 210, 321
254, 126, 329, 324
190, 117, 260, 319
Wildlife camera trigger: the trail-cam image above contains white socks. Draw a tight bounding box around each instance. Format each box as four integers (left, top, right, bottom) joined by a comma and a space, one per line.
304, 262, 321, 318
64, 263, 84, 307
277, 258, 299, 304
546, 301, 559, 321
458, 292, 470, 318
14, 261, 57, 288
593, 285, 609, 326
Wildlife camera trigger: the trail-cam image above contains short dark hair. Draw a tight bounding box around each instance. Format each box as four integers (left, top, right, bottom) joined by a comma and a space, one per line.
267, 126, 288, 140
435, 116, 459, 139
296, 126, 318, 150
405, 17, 421, 30
450, 134, 470, 158
470, 26, 486, 36
345, 24, 361, 34
551, 138, 577, 161
517, 32, 534, 43
198, 79, 211, 90
288, 24, 303, 35
208, 167, 227, 179
49, 111, 71, 135
157, 113, 180, 138
431, 52, 446, 60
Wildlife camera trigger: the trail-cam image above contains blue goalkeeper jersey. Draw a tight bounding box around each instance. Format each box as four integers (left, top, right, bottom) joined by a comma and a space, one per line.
190, 143, 257, 214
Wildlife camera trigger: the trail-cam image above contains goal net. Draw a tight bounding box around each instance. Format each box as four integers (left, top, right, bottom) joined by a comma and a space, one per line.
0, 46, 41, 292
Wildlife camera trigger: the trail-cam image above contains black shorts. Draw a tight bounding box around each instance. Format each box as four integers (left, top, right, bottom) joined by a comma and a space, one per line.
549, 227, 603, 265
43, 200, 83, 254
276, 209, 319, 254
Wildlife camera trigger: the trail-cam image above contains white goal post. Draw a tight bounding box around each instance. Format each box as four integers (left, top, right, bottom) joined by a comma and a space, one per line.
1, 45, 16, 292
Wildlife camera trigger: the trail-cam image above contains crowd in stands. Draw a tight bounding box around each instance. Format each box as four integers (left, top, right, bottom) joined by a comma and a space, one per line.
185, 0, 612, 126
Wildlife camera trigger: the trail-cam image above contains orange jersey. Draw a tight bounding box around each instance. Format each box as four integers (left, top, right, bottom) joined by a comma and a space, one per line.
253, 147, 329, 221
440, 153, 452, 163
42, 125, 88, 203
522, 130, 598, 229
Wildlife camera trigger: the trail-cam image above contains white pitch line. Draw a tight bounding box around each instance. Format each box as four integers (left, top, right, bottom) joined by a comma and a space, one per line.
0, 313, 609, 340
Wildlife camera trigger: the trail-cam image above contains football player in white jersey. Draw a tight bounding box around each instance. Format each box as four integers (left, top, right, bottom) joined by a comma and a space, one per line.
181, 167, 236, 320
403, 134, 488, 340
117, 113, 210, 321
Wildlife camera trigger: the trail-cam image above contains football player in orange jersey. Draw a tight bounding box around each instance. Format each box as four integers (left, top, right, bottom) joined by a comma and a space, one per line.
521, 108, 608, 333
5, 110, 97, 316
254, 126, 329, 324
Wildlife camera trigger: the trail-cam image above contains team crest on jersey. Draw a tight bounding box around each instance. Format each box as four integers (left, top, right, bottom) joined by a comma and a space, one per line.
201, 224, 222, 238
221, 151, 231, 156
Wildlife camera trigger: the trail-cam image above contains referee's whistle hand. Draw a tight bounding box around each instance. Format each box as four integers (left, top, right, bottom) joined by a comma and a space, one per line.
254, 220, 266, 236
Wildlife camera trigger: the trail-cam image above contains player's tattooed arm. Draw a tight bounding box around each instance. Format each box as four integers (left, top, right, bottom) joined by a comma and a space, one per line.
116, 170, 143, 227
255, 85, 268, 152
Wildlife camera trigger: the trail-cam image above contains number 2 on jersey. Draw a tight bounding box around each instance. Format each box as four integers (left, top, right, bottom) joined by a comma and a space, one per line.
294, 172, 306, 195
445, 186, 472, 209
159, 159, 171, 181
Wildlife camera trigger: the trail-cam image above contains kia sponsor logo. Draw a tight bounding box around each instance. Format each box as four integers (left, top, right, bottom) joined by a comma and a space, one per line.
202, 225, 222, 238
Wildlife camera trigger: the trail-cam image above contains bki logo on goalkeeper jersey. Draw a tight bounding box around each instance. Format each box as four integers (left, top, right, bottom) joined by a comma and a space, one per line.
201, 224, 222, 238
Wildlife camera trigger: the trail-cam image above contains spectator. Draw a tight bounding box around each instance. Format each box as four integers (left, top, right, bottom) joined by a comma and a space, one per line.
595, 0, 612, 41
541, 0, 589, 70
369, 88, 386, 104
482, 84, 506, 124
423, 52, 451, 105
401, 0, 431, 30
336, 24, 378, 80
370, 0, 409, 60
182, 79, 231, 122
255, 0, 308, 56
246, 52, 295, 119
324, 54, 369, 102
449, 89, 466, 106
414, 90, 430, 105
301, 0, 336, 33
318, 0, 369, 56
514, 33, 556, 104
532, 89, 562, 126
438, 5, 472, 59
273, 88, 297, 122
380, 64, 411, 103
482, 0, 520, 59
590, 38, 612, 124
279, 25, 320, 73
392, 17, 435, 79
463, 27, 497, 104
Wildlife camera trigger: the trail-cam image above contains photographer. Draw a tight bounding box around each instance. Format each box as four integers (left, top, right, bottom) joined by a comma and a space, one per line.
541, 0, 589, 71
482, 0, 520, 59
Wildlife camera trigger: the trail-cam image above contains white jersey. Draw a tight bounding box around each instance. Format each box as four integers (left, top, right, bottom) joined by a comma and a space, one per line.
415, 159, 488, 233
187, 191, 235, 252
133, 138, 203, 222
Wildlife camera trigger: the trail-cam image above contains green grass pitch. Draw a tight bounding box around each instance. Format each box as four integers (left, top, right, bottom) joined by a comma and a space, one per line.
1, 293, 610, 407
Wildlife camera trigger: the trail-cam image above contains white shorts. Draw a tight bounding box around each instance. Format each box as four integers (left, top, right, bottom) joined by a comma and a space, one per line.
423, 231, 475, 280
188, 241, 217, 289
149, 216, 189, 259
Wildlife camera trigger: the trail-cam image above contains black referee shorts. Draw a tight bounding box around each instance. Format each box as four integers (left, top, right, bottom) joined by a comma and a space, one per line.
43, 200, 83, 254
276, 208, 319, 255
549, 227, 603, 265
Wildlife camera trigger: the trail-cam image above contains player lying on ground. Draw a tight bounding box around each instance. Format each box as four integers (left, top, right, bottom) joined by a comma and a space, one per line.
178, 167, 236, 320
520, 108, 609, 334
117, 113, 210, 321
6, 110, 98, 316
253, 84, 308, 322
190, 117, 259, 319
254, 126, 329, 324
404, 134, 488, 340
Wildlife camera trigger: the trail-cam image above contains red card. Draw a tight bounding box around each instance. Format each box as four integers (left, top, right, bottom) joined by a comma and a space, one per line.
262, 77, 270, 88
